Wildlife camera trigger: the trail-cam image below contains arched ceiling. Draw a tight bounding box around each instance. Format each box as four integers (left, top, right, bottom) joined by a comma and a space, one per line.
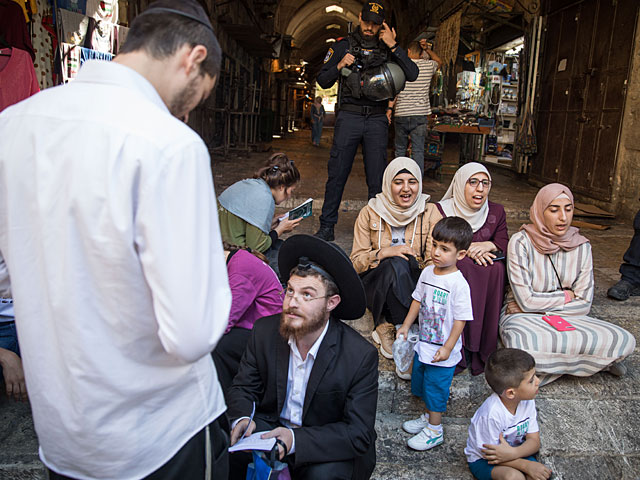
275, 0, 362, 78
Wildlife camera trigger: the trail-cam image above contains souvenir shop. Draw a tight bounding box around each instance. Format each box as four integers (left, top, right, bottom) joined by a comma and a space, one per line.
420, 0, 541, 175
0, 0, 129, 114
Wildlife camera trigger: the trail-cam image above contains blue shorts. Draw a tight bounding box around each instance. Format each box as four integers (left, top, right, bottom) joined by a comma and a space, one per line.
0, 321, 20, 383
468, 455, 538, 480
410, 353, 455, 413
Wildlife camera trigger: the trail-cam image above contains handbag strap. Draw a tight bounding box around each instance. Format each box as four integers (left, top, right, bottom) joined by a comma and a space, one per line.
547, 254, 569, 291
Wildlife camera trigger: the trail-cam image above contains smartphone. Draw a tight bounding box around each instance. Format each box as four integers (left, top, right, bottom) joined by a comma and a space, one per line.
542, 315, 576, 332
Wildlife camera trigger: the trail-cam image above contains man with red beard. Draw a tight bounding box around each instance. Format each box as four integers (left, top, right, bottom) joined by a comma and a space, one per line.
228, 234, 378, 479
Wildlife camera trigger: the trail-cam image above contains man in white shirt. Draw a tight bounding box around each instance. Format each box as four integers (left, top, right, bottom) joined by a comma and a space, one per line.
389, 39, 442, 175
227, 235, 378, 480
0, 1, 232, 479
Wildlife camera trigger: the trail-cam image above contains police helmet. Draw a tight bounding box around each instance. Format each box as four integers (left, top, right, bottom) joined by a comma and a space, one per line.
361, 62, 406, 101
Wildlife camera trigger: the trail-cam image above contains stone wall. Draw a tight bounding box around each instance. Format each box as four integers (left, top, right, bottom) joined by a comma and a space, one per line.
612, 13, 640, 221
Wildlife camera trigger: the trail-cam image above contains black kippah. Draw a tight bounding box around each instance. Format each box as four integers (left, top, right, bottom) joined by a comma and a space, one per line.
140, 4, 214, 32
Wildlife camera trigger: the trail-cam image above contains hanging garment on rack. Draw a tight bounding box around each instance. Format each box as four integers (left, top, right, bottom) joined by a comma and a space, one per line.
52, 0, 87, 13
86, 18, 114, 53
59, 8, 89, 45
31, 0, 56, 89
58, 42, 80, 82
0, 47, 40, 112
11, 0, 37, 22
114, 25, 128, 54
0, 0, 35, 59
516, 106, 537, 155
79, 46, 112, 63
86, 0, 117, 23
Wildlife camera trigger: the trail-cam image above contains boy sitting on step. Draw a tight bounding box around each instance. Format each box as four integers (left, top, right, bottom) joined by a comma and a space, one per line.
465, 348, 552, 480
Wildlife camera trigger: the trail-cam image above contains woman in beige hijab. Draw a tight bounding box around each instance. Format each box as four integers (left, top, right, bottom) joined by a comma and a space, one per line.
501, 183, 635, 384
351, 157, 441, 377
436, 162, 508, 376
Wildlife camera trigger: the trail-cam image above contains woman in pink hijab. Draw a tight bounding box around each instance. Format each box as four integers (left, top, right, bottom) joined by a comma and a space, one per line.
500, 184, 636, 384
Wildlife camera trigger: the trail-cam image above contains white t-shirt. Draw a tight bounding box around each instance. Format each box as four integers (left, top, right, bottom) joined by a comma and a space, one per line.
411, 265, 473, 367
465, 393, 540, 463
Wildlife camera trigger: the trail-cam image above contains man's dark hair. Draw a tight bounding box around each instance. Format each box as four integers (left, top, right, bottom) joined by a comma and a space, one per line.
432, 216, 473, 251
288, 264, 339, 297
407, 41, 421, 55
119, 0, 221, 79
485, 348, 536, 395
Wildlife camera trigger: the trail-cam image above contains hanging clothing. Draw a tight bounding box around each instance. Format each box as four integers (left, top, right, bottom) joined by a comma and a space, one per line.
11, 0, 37, 22
86, 18, 115, 53
58, 8, 89, 45
53, 0, 87, 13
79, 45, 112, 63
86, 0, 117, 23
58, 43, 80, 82
31, 0, 56, 89
0, 47, 39, 112
0, 0, 35, 59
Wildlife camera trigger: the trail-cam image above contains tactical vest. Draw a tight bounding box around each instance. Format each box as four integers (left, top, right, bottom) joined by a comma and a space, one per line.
342, 30, 388, 100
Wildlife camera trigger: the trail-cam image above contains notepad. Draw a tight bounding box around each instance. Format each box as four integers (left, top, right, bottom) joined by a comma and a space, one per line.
228, 432, 277, 452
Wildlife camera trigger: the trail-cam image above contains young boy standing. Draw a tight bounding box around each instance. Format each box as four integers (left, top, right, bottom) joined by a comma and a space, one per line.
397, 216, 474, 450
465, 348, 552, 480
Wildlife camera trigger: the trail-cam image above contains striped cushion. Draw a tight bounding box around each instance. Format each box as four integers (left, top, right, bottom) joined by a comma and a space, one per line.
499, 312, 636, 384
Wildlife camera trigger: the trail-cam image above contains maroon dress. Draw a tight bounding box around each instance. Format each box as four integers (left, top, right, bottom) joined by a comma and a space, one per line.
436, 201, 508, 375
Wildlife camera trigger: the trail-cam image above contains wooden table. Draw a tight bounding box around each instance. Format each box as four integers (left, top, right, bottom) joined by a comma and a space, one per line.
430, 124, 491, 171
432, 124, 491, 135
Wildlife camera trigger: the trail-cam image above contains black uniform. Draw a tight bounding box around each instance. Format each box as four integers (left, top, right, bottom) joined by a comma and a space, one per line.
317, 28, 418, 229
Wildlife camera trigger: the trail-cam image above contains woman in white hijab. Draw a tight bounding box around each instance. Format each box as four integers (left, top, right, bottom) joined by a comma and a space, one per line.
436, 162, 508, 375
351, 157, 442, 377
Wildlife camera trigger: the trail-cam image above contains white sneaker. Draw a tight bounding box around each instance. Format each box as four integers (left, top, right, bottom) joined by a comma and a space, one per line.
402, 413, 430, 434
407, 426, 444, 451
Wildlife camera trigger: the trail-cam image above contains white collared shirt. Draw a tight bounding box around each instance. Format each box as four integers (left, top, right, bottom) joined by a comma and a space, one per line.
0, 60, 231, 480
279, 320, 329, 452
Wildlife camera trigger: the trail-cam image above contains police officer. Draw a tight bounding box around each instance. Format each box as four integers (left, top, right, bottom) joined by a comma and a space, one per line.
314, 2, 418, 241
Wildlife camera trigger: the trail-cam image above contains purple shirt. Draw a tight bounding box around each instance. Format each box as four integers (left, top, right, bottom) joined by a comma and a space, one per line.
226, 249, 283, 333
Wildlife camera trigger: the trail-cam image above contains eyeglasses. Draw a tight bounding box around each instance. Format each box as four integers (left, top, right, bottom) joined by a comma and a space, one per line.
284, 287, 330, 303
467, 178, 491, 188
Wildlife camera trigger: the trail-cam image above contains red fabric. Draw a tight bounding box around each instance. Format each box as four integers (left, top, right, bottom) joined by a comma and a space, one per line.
0, 0, 35, 60
0, 47, 40, 112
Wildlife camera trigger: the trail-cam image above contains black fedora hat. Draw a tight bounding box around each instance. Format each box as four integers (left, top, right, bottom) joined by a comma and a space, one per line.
278, 235, 365, 320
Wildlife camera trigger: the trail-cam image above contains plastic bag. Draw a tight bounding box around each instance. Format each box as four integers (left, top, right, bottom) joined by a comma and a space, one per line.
246, 446, 291, 480
393, 331, 419, 372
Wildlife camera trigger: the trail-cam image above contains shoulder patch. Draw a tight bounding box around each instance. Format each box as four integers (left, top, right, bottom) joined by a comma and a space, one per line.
324, 48, 333, 63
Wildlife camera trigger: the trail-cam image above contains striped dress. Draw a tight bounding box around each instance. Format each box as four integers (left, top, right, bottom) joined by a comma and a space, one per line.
499, 231, 636, 385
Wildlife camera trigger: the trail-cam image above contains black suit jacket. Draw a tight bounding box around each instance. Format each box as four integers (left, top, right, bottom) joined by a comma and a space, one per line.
227, 314, 379, 466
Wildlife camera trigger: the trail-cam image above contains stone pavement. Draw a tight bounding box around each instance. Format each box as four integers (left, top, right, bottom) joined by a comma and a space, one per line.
1, 129, 639, 479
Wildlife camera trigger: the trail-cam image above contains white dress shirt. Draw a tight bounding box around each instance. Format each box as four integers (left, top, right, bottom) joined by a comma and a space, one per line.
280, 320, 329, 453
0, 60, 231, 480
